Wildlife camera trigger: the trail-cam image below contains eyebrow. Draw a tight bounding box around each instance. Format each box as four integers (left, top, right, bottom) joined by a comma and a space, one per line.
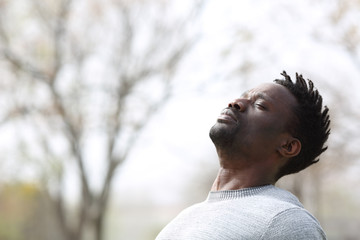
241, 90, 272, 102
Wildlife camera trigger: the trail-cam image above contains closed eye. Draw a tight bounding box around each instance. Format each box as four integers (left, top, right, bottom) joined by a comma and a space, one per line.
255, 102, 267, 110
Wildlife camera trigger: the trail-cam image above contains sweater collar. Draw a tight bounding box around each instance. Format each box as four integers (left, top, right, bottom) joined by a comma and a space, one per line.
207, 184, 274, 202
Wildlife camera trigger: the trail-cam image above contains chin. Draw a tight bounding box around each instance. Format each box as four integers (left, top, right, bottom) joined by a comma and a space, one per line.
209, 123, 236, 148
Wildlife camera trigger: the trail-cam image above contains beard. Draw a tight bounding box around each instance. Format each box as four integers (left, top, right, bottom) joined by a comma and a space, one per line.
209, 122, 239, 150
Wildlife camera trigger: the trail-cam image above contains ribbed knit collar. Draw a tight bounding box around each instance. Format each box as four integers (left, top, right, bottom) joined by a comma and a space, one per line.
207, 184, 274, 202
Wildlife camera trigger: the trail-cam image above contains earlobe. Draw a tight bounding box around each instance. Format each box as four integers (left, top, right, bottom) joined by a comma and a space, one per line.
278, 138, 301, 158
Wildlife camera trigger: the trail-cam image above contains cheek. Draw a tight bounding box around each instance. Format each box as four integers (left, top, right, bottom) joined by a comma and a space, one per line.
253, 117, 284, 137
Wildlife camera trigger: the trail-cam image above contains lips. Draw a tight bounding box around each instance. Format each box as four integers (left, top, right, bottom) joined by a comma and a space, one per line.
217, 108, 238, 123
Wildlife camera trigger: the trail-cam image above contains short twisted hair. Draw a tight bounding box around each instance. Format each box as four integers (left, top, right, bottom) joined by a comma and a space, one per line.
274, 71, 331, 179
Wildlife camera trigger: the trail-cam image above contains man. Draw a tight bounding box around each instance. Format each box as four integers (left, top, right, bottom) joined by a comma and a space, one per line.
155, 71, 330, 240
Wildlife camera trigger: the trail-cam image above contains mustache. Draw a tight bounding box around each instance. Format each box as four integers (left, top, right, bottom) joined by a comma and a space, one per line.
220, 107, 239, 122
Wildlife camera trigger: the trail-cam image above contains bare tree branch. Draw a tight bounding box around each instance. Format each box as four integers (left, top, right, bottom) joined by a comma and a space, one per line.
0, 0, 204, 239
2, 49, 50, 81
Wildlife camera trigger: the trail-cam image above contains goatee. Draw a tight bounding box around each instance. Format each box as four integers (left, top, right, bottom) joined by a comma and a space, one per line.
209, 123, 236, 149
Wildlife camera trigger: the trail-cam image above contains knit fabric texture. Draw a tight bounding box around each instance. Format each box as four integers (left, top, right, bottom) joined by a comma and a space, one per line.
155, 185, 326, 240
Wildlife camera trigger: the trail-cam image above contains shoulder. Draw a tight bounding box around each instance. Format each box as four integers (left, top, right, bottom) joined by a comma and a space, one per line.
263, 185, 303, 206
260, 207, 327, 240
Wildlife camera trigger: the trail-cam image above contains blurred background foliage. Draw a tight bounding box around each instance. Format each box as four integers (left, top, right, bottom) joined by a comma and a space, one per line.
0, 0, 360, 239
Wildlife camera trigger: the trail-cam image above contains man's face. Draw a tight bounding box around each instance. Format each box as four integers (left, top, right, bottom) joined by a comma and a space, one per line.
209, 83, 298, 157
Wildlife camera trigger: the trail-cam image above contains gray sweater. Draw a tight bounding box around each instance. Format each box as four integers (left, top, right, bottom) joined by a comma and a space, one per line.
155, 185, 326, 240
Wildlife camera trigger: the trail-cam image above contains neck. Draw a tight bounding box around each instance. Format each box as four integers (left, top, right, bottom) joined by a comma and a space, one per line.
211, 162, 276, 191
210, 146, 283, 191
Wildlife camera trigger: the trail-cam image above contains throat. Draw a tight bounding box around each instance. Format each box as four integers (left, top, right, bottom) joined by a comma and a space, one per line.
211, 167, 275, 191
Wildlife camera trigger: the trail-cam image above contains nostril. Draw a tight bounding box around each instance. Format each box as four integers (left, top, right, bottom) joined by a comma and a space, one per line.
228, 102, 241, 110
234, 103, 241, 110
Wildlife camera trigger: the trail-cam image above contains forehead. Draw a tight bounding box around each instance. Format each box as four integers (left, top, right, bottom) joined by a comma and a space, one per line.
244, 83, 297, 107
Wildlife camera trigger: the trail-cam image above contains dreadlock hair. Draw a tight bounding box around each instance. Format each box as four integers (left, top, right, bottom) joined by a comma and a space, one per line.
274, 71, 331, 180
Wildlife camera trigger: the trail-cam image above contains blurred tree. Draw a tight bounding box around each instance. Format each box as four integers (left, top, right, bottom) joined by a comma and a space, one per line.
0, 0, 203, 240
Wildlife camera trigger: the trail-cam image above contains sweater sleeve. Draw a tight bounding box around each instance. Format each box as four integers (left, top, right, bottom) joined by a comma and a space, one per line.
260, 208, 327, 240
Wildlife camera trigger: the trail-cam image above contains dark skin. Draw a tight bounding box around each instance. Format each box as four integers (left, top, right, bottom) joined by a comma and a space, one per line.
209, 83, 301, 191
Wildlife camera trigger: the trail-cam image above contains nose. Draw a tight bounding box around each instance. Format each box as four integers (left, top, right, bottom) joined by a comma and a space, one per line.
228, 99, 246, 111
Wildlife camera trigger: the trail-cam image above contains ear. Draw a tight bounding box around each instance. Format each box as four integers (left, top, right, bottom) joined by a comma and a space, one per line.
277, 137, 301, 158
